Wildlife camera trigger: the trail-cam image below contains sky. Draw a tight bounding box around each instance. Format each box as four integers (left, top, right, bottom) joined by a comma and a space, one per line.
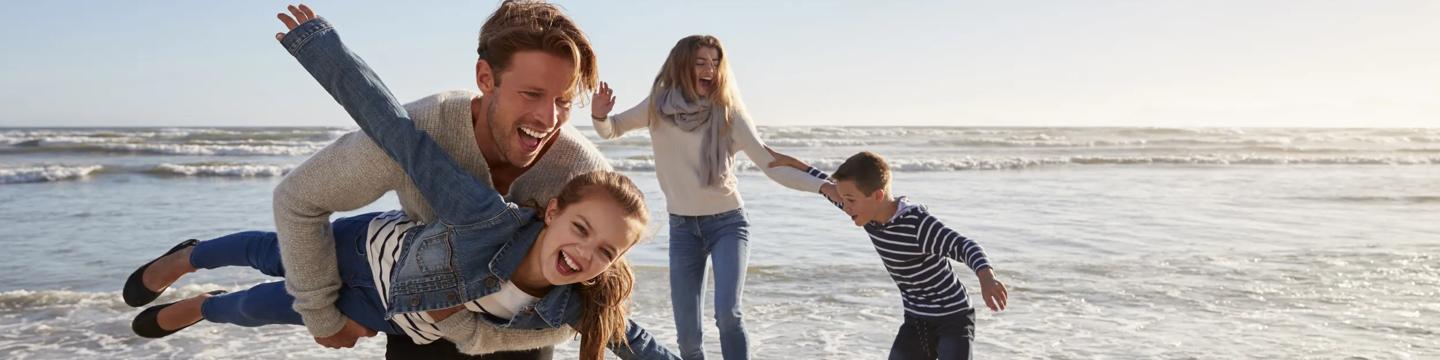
1, 0, 1438, 128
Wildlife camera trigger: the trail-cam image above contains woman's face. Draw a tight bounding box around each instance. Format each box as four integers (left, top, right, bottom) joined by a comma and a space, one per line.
537, 195, 644, 286
693, 46, 720, 97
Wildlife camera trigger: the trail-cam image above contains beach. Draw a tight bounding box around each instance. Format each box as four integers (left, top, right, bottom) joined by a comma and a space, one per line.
2, 126, 1437, 359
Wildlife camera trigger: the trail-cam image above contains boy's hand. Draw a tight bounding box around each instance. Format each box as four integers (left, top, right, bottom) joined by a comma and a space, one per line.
764, 146, 808, 170
977, 267, 1008, 312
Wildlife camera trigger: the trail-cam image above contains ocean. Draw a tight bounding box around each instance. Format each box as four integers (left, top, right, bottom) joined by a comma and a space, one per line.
1, 126, 1437, 359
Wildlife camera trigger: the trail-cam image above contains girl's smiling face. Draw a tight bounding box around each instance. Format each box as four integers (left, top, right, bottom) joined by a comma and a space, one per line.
537, 194, 644, 286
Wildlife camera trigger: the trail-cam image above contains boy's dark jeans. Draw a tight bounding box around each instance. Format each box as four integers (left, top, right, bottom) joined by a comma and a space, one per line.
887, 309, 975, 360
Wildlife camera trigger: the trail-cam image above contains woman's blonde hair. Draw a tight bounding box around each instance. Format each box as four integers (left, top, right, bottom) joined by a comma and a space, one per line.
549, 171, 648, 360
647, 35, 745, 125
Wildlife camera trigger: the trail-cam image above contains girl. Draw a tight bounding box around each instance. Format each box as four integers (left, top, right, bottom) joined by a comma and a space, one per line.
122, 7, 677, 360
588, 36, 828, 359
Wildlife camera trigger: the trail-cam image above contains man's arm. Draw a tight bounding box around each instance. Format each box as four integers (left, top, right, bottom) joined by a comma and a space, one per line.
273, 130, 401, 337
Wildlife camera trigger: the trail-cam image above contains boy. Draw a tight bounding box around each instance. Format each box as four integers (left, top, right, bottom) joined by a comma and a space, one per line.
768, 150, 1009, 360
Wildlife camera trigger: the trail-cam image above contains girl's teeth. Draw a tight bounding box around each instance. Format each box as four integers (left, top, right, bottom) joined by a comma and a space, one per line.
562, 253, 579, 272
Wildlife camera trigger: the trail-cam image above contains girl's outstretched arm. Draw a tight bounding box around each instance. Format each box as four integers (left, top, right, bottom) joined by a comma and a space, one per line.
278, 12, 508, 226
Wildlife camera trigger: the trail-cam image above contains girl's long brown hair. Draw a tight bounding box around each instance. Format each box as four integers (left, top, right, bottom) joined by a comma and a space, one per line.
550, 171, 649, 360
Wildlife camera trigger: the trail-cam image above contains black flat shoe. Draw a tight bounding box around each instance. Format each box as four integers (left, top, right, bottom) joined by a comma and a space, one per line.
132, 290, 226, 339
123, 239, 198, 307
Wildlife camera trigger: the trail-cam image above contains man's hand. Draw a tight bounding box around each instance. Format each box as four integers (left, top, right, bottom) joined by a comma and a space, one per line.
591, 81, 617, 120
273, 4, 318, 41
426, 305, 465, 322
764, 146, 808, 170
314, 317, 377, 349
977, 267, 1009, 312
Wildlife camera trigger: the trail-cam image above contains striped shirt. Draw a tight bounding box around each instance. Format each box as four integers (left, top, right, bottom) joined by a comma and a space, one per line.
364, 211, 540, 344
806, 168, 993, 317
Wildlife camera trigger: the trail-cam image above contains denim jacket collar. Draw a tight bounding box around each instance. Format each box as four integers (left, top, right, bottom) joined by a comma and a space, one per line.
488, 222, 575, 328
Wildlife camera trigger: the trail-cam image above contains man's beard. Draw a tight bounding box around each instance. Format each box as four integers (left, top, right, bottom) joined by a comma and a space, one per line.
486, 92, 514, 167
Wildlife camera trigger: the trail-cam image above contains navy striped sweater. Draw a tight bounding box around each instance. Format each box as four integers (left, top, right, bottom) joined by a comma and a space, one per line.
806, 167, 993, 317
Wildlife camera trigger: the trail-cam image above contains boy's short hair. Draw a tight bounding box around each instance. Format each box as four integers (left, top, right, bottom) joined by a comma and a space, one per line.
832, 151, 891, 196
477, 0, 598, 97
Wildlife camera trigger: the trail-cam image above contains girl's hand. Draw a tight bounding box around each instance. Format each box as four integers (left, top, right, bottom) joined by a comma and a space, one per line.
977, 268, 1009, 312
273, 4, 318, 41
590, 81, 616, 120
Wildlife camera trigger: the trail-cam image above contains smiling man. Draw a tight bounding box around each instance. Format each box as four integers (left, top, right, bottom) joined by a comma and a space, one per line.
268, 1, 606, 358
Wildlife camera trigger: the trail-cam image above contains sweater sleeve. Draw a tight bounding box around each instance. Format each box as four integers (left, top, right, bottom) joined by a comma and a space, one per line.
730, 111, 826, 193
593, 97, 652, 140
272, 130, 401, 337
916, 215, 992, 273
432, 312, 577, 355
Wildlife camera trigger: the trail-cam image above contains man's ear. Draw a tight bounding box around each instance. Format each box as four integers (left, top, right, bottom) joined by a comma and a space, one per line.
544, 198, 560, 224
476, 59, 496, 94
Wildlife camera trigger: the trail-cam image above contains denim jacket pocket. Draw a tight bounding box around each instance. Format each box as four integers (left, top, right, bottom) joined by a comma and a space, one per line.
414, 226, 458, 274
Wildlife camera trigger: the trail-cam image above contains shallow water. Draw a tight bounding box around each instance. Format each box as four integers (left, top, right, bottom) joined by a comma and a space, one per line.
2, 126, 1437, 359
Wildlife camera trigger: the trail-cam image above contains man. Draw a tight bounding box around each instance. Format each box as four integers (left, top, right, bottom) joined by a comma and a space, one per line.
270, 1, 607, 358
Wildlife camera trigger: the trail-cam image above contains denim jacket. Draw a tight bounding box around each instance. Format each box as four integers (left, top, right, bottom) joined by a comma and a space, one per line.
282, 17, 677, 360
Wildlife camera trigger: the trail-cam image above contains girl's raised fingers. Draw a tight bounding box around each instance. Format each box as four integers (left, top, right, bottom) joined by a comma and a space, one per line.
278, 12, 299, 30
299, 4, 317, 20
287, 5, 308, 23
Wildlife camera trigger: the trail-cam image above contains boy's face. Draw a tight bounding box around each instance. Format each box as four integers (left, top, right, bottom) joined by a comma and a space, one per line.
836, 180, 886, 226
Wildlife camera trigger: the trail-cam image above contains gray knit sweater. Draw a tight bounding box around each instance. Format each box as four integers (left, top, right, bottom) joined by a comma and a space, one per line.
272, 89, 611, 344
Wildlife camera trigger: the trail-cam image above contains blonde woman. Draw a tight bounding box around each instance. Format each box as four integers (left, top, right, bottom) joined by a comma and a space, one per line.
589, 36, 826, 360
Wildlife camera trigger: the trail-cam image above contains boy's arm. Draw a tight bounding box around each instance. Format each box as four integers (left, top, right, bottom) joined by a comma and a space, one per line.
281, 17, 508, 226
916, 217, 991, 273
916, 216, 1009, 311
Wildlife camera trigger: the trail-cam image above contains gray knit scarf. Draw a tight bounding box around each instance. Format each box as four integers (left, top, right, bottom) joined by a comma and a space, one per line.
656, 87, 732, 187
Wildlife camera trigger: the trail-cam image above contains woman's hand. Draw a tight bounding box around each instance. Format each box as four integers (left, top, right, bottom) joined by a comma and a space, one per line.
590, 81, 616, 120
273, 4, 317, 41
764, 146, 809, 171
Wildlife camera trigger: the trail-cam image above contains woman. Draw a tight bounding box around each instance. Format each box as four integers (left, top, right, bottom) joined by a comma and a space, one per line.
589, 35, 827, 359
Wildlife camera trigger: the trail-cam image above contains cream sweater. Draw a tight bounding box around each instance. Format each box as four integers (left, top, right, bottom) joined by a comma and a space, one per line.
593, 96, 825, 216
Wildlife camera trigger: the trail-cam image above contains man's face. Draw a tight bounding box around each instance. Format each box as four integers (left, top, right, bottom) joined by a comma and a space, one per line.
836, 180, 885, 227
482, 51, 578, 168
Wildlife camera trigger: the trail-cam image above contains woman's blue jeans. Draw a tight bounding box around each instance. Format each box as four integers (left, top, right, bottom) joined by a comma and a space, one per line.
189, 212, 397, 334
668, 208, 752, 360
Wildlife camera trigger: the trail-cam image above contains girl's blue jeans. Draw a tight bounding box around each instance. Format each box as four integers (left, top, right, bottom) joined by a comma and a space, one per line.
667, 208, 752, 360
190, 212, 398, 334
